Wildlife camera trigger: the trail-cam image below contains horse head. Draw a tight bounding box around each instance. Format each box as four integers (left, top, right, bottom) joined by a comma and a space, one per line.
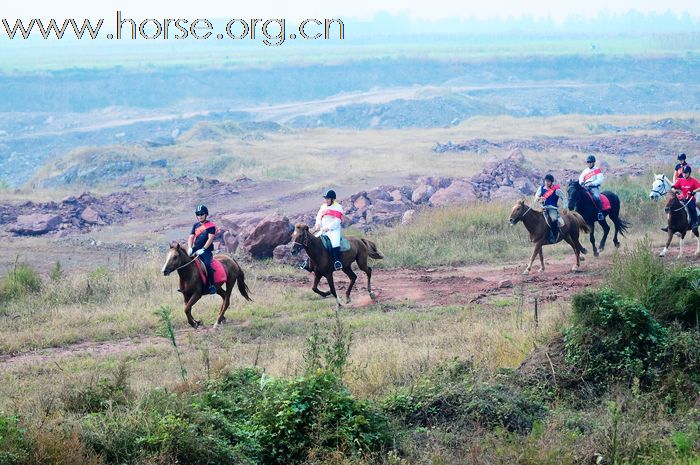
663, 191, 681, 214
291, 224, 310, 255
567, 179, 581, 211
650, 174, 671, 201
161, 242, 188, 276
509, 199, 528, 225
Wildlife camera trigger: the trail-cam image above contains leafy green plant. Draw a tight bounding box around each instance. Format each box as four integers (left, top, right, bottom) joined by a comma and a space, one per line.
153, 305, 187, 382
564, 289, 667, 386
0, 262, 42, 302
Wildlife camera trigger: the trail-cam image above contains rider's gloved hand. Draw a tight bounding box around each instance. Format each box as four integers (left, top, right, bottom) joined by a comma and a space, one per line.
187, 247, 193, 256
195, 249, 205, 256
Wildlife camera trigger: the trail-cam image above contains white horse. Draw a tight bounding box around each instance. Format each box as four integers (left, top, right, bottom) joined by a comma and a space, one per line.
649, 174, 673, 201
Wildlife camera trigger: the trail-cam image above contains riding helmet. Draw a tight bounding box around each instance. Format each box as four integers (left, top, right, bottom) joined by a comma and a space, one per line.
195, 204, 209, 216
544, 174, 554, 183
682, 165, 692, 174
586, 155, 596, 163
678, 153, 686, 161
323, 189, 337, 200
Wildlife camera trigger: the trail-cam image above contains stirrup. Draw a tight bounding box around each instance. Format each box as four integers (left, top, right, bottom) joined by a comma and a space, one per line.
208, 285, 217, 294
334, 260, 343, 271
597, 212, 604, 221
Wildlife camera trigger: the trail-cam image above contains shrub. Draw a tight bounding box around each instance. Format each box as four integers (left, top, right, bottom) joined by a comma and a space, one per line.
645, 267, 700, 326
0, 263, 42, 302
564, 289, 667, 386
62, 361, 133, 413
383, 360, 546, 433
0, 413, 31, 465
609, 239, 700, 326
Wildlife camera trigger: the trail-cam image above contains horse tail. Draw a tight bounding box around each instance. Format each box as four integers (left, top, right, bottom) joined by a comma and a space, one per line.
615, 216, 631, 236
570, 211, 590, 234
236, 268, 253, 301
361, 239, 384, 259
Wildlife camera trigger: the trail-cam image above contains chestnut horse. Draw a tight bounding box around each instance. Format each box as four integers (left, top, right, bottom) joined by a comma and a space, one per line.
659, 192, 700, 258
161, 243, 251, 328
509, 200, 590, 274
291, 224, 383, 308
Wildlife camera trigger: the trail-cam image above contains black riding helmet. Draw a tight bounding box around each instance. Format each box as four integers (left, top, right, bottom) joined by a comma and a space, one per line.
682, 165, 692, 174
678, 153, 687, 161
586, 154, 596, 163
323, 189, 337, 200
195, 204, 209, 216
544, 174, 554, 183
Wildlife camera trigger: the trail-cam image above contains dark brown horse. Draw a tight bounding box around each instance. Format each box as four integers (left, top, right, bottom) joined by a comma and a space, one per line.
161, 243, 251, 328
659, 192, 700, 258
291, 224, 383, 307
509, 200, 590, 274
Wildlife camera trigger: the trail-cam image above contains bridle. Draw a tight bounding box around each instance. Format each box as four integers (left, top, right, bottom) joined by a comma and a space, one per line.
511, 204, 532, 224
651, 176, 671, 199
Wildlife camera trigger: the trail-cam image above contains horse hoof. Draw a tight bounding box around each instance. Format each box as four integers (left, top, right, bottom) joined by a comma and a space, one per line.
614, 242, 620, 248
593, 252, 599, 258
571, 267, 580, 273
369, 291, 377, 301
537, 268, 544, 273
346, 298, 352, 305
522, 270, 530, 275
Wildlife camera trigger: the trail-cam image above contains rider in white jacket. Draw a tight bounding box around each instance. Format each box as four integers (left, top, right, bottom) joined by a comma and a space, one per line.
579, 154, 605, 221
314, 189, 345, 271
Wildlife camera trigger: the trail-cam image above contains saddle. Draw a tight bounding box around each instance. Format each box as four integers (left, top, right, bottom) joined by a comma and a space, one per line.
585, 190, 611, 211
320, 235, 351, 254
193, 258, 227, 286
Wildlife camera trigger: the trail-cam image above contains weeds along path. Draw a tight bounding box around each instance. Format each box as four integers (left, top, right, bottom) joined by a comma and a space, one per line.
2, 251, 696, 369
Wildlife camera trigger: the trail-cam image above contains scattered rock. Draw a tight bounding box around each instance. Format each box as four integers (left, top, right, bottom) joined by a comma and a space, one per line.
402, 209, 416, 225
80, 206, 101, 225
273, 243, 308, 266
498, 279, 513, 289
8, 213, 62, 235
430, 180, 478, 206
241, 214, 294, 259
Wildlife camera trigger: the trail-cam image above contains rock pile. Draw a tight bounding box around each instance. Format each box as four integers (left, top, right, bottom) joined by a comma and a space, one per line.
1, 192, 141, 236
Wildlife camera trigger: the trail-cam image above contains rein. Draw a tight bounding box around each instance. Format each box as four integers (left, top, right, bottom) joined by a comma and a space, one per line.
173, 255, 199, 272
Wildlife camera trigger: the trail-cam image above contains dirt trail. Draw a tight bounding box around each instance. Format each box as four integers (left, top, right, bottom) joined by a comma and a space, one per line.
3, 249, 698, 369
0, 255, 626, 369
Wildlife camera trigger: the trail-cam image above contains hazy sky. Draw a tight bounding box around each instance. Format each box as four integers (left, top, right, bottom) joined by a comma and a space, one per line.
5, 0, 700, 22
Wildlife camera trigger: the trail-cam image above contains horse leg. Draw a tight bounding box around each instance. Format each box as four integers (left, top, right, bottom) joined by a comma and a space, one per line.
184, 293, 203, 328
214, 286, 230, 327
694, 229, 700, 256
589, 224, 599, 257
312, 272, 331, 298
325, 273, 343, 308
356, 254, 376, 301
678, 232, 686, 258
612, 215, 621, 248
343, 267, 357, 304
537, 248, 545, 273
564, 236, 581, 272
598, 219, 610, 252
659, 231, 674, 257
523, 244, 541, 275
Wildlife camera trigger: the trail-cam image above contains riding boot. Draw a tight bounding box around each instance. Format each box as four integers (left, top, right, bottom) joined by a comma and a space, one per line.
688, 201, 699, 229
332, 247, 343, 271
206, 273, 216, 294
549, 224, 558, 244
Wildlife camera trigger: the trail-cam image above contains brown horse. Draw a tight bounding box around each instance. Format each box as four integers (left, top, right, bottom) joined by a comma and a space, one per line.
659, 192, 700, 258
161, 243, 251, 328
290, 224, 383, 307
509, 200, 590, 274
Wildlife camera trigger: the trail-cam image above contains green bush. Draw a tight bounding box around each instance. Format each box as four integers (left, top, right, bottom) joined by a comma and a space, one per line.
646, 267, 700, 326
0, 413, 31, 465
0, 263, 42, 302
79, 367, 389, 465
383, 360, 546, 433
62, 361, 133, 413
565, 289, 667, 386
609, 239, 700, 326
